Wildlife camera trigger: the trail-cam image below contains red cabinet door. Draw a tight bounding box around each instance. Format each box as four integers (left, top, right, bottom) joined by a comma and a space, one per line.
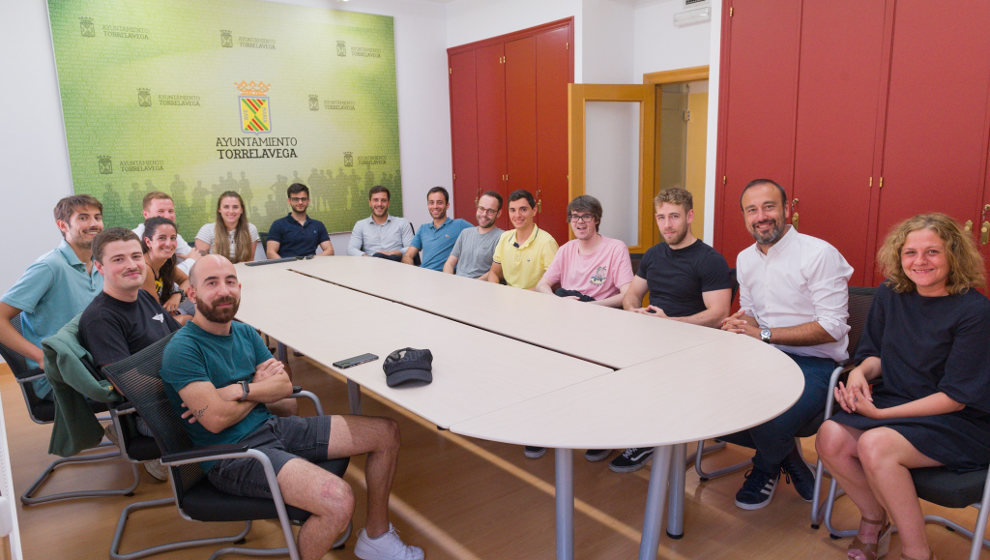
505, 36, 539, 232
791, 0, 888, 286
715, 0, 802, 267
873, 0, 990, 284
534, 25, 572, 243
449, 50, 481, 223
476, 43, 509, 230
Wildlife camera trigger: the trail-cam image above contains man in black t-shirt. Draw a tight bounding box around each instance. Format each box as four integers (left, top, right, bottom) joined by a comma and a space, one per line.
80, 228, 180, 367
609, 188, 733, 473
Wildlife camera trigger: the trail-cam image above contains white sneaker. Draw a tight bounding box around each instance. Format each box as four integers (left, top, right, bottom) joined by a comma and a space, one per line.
355, 524, 424, 560
143, 459, 168, 482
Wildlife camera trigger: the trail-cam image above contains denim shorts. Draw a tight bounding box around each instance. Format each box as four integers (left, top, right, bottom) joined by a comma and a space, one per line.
207, 415, 331, 499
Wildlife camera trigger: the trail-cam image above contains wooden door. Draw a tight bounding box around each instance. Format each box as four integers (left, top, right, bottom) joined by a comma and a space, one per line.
872, 0, 990, 284
505, 36, 539, 233
475, 43, 509, 229
448, 50, 481, 223
714, 0, 802, 267
790, 0, 888, 286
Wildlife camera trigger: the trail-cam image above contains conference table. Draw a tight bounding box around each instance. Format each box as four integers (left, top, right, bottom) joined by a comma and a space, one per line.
233, 256, 803, 559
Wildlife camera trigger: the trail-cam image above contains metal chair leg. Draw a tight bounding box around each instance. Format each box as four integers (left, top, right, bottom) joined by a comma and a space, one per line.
21, 446, 139, 505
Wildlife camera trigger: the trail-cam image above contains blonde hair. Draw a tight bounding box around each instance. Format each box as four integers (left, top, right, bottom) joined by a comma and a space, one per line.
213, 191, 253, 263
877, 212, 985, 295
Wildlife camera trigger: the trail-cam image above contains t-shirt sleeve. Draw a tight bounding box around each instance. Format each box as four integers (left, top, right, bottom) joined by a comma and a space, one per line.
492, 232, 508, 264
315, 222, 330, 244
80, 308, 132, 367
699, 250, 733, 293
196, 223, 214, 245
245, 324, 274, 366
937, 296, 990, 412
1, 260, 55, 313
636, 248, 654, 279
853, 286, 886, 364
450, 230, 467, 259
266, 220, 285, 244
161, 333, 211, 392
248, 223, 260, 242
410, 228, 423, 250
540, 235, 559, 272
612, 243, 634, 287
542, 245, 565, 286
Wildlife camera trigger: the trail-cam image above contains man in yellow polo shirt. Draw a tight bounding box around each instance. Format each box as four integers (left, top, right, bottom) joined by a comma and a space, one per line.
487, 189, 559, 289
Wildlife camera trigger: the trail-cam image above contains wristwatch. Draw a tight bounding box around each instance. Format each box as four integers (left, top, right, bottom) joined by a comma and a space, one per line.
237, 380, 250, 401
760, 327, 772, 344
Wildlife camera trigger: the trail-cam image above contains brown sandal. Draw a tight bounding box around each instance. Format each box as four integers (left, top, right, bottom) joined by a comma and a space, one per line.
847, 515, 891, 560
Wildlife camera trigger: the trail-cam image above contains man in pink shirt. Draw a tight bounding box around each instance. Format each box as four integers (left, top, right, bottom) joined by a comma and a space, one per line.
535, 195, 633, 307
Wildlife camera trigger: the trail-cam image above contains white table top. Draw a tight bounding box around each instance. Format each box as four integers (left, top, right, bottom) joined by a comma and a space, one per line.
289, 256, 729, 369
233, 259, 802, 449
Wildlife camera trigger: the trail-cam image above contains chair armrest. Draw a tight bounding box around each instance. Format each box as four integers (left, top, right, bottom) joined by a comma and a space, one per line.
289, 387, 324, 416
13, 369, 45, 383
162, 443, 249, 464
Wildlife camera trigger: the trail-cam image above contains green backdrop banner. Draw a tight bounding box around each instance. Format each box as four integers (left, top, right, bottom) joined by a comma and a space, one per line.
48, 0, 401, 238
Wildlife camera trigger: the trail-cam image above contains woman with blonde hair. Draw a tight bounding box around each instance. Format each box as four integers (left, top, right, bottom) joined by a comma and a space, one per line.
194, 191, 259, 263
816, 213, 990, 560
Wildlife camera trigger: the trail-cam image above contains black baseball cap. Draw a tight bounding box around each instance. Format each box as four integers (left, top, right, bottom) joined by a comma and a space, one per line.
383, 347, 433, 387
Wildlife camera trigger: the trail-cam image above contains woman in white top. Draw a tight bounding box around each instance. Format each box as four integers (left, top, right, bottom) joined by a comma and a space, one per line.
195, 191, 259, 263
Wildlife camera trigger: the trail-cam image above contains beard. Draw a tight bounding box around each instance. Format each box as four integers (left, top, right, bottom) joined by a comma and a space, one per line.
750, 218, 786, 245
196, 295, 240, 323
663, 227, 689, 247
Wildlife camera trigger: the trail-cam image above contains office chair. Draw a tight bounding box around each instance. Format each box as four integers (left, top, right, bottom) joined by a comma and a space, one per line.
103, 334, 350, 560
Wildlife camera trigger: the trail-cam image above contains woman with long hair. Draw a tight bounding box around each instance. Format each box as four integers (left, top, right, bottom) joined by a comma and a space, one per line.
194, 191, 259, 263
141, 216, 192, 324
816, 213, 990, 560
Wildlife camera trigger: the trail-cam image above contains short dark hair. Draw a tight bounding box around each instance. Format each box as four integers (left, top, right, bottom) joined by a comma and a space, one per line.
369, 185, 390, 200
508, 189, 535, 209
427, 186, 449, 204
287, 183, 309, 197
54, 194, 102, 224
739, 178, 787, 209
92, 227, 139, 263
567, 195, 603, 230
481, 190, 503, 211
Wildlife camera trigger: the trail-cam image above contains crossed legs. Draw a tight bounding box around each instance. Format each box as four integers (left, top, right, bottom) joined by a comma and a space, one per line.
817, 420, 941, 559
277, 414, 401, 560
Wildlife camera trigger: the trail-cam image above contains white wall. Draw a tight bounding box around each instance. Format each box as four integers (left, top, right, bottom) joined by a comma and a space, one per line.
0, 0, 451, 292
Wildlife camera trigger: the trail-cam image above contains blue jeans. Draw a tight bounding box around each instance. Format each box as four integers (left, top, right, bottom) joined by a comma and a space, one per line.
720, 352, 835, 473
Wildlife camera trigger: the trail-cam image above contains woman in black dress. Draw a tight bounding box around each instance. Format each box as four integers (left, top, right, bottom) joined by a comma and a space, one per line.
817, 213, 990, 560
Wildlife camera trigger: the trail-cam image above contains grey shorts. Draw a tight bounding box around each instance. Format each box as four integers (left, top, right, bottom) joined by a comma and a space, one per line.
207, 415, 331, 499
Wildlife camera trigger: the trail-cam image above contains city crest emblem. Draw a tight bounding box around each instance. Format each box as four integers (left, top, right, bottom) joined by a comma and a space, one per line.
235, 81, 271, 134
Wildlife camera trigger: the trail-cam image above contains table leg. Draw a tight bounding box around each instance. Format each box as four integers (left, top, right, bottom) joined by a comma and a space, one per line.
555, 448, 573, 560
347, 380, 362, 415
638, 445, 673, 560
666, 443, 686, 539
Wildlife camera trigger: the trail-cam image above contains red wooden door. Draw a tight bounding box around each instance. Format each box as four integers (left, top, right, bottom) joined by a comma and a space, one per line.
790, 0, 888, 286
872, 0, 990, 284
714, 0, 802, 267
475, 43, 509, 230
449, 50, 481, 223
505, 36, 539, 232
534, 25, 572, 243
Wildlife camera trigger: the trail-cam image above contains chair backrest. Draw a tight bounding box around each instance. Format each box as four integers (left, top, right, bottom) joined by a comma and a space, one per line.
846, 286, 877, 360
0, 315, 51, 420
102, 332, 206, 493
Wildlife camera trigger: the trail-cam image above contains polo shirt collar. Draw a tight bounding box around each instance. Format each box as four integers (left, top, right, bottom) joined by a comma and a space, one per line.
286, 213, 312, 227
513, 225, 541, 250
57, 239, 89, 270
427, 217, 452, 232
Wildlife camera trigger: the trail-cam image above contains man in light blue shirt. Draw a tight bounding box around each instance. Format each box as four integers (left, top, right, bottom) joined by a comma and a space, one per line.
0, 195, 105, 398
347, 185, 413, 261
402, 186, 472, 271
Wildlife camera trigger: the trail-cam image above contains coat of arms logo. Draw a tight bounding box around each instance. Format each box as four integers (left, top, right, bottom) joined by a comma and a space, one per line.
235, 81, 271, 134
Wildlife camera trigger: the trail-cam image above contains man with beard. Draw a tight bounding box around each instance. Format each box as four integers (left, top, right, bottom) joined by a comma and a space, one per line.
0, 195, 105, 399
442, 191, 504, 279
720, 178, 852, 510
266, 183, 334, 259
161, 255, 424, 560
609, 187, 733, 472
347, 185, 413, 261
401, 186, 471, 270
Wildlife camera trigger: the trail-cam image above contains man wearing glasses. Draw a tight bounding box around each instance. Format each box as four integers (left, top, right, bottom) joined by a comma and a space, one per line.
535, 195, 633, 307
266, 183, 334, 259
442, 191, 504, 279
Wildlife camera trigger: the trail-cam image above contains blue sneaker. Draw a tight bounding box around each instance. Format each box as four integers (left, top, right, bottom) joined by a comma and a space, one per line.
734, 466, 779, 510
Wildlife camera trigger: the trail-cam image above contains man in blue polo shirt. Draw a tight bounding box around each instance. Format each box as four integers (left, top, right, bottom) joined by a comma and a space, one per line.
265, 183, 334, 259
0, 195, 105, 399
401, 186, 471, 271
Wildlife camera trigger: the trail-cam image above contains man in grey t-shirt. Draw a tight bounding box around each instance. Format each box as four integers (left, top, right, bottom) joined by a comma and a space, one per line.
442, 191, 503, 279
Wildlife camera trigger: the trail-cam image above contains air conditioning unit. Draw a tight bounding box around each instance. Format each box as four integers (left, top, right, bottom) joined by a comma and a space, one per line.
674, 0, 711, 27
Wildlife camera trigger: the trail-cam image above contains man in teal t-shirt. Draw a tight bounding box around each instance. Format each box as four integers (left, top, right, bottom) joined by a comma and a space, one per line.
160, 255, 423, 560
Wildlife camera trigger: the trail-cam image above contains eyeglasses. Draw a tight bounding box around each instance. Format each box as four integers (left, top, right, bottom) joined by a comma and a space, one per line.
569, 213, 595, 223
289, 196, 309, 203
477, 206, 498, 216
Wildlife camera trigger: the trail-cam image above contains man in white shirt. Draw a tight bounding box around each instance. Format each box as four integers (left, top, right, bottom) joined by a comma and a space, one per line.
347, 186, 413, 260
133, 191, 198, 273
721, 178, 852, 511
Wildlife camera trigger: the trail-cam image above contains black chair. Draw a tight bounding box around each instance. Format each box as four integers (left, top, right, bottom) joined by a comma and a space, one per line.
103, 334, 350, 560
0, 315, 138, 505
693, 286, 876, 529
